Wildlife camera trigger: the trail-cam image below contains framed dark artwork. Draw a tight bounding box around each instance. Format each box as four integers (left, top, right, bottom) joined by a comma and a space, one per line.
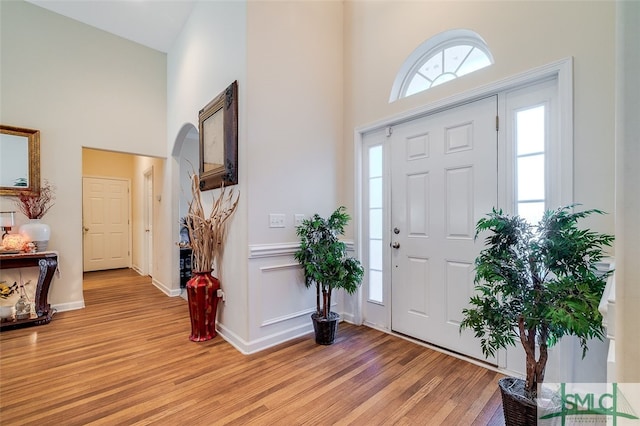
198, 80, 238, 191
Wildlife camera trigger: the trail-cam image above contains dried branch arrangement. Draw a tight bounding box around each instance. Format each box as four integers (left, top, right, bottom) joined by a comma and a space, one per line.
185, 174, 239, 274
15, 180, 56, 219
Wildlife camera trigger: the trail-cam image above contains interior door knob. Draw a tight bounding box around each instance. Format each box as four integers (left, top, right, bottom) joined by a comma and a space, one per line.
392, 242, 400, 249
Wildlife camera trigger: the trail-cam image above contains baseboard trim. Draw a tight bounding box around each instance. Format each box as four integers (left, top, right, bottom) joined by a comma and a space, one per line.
151, 277, 182, 297
52, 300, 85, 312
217, 322, 314, 355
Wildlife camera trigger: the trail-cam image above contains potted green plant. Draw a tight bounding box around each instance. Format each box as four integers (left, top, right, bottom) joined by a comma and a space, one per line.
294, 206, 364, 345
460, 205, 613, 425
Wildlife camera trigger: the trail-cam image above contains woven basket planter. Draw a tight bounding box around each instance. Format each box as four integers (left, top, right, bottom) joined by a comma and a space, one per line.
499, 377, 539, 426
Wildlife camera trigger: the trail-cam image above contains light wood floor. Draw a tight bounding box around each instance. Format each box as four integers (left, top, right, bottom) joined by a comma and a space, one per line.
1, 268, 505, 425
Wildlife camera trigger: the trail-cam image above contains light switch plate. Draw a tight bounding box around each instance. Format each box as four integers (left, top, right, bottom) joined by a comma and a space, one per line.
294, 214, 305, 227
269, 214, 285, 228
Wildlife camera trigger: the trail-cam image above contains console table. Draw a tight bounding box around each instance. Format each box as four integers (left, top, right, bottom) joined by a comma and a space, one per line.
0, 251, 58, 331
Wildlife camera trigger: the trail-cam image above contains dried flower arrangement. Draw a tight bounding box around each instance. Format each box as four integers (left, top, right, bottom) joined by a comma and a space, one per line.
185, 174, 239, 274
15, 180, 56, 219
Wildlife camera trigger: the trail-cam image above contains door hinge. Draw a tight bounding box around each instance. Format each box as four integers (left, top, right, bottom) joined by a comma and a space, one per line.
385, 126, 393, 137
495, 115, 499, 131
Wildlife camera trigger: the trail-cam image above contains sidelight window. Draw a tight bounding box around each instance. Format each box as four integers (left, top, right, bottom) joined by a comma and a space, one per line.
367, 145, 383, 303
515, 105, 546, 223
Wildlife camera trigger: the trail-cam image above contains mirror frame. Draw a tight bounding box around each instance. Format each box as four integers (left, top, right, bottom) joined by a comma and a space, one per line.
0, 125, 40, 196
198, 80, 238, 191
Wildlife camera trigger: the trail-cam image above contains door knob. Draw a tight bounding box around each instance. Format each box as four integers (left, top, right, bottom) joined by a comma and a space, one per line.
83, 226, 89, 233
391, 242, 400, 249
393, 227, 400, 234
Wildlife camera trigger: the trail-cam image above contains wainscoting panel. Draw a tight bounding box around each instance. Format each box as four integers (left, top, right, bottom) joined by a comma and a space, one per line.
258, 262, 315, 327
243, 242, 357, 354
246, 243, 317, 353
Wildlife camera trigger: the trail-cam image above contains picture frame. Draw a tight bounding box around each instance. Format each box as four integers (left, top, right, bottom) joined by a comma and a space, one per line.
0, 125, 40, 196
198, 80, 238, 191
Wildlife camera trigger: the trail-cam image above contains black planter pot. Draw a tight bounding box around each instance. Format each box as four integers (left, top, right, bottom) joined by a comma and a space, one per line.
311, 312, 339, 345
499, 377, 538, 426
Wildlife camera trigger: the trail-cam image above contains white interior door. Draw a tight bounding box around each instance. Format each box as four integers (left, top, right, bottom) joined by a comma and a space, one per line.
390, 96, 498, 363
83, 177, 130, 272
144, 168, 154, 277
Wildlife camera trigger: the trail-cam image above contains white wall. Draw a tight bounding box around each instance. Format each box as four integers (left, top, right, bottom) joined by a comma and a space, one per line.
244, 1, 344, 350
167, 1, 344, 352
343, 1, 616, 236
167, 1, 249, 347
167, 1, 345, 352
0, 1, 167, 309
615, 0, 640, 383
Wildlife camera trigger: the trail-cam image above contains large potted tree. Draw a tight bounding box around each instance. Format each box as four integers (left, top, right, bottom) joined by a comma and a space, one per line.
294, 206, 364, 345
460, 205, 613, 425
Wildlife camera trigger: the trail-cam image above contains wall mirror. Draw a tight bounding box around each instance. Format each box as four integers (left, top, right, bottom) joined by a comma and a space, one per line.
0, 125, 40, 196
199, 80, 238, 191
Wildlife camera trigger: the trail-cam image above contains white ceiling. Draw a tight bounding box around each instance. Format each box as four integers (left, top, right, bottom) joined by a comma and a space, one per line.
26, 0, 196, 53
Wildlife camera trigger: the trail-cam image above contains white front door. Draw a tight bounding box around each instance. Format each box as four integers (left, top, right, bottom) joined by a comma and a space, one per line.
82, 177, 130, 272
390, 96, 498, 363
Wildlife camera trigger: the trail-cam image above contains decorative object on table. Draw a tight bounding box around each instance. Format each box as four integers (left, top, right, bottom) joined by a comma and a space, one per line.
459, 205, 614, 425
1, 234, 25, 252
183, 173, 239, 341
15, 179, 55, 251
0, 280, 18, 322
294, 206, 364, 345
0, 281, 18, 299
14, 284, 31, 320
1, 211, 15, 239
0, 305, 14, 321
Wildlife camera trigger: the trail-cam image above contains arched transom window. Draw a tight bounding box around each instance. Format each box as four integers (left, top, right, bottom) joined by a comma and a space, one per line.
390, 29, 494, 102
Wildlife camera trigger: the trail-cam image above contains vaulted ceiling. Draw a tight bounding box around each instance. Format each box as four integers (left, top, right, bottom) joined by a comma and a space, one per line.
26, 0, 196, 53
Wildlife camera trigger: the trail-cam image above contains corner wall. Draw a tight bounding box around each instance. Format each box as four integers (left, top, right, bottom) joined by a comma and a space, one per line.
615, 0, 640, 383
167, 1, 344, 352
167, 1, 250, 347
244, 1, 344, 351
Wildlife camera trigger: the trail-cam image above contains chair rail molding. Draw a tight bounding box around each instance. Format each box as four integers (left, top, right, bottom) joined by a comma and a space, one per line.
249, 241, 355, 259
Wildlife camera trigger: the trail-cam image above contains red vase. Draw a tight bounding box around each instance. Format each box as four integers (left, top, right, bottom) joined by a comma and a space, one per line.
186, 271, 221, 342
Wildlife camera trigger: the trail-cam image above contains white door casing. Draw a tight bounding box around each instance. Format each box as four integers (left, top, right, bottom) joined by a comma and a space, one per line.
82, 177, 131, 272
390, 96, 498, 363
144, 168, 154, 277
